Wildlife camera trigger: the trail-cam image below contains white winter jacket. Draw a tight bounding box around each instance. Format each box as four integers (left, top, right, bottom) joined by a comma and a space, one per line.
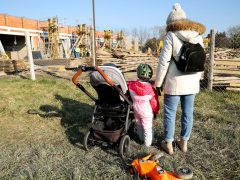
155, 20, 206, 95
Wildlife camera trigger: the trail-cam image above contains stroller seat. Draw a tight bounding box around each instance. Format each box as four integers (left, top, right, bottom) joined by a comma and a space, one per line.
93, 84, 123, 104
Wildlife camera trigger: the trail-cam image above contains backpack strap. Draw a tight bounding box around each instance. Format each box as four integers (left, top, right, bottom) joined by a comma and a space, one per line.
171, 33, 186, 62
171, 34, 189, 63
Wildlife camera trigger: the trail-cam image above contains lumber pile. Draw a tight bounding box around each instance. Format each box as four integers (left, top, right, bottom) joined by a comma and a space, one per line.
0, 60, 28, 73
205, 48, 240, 91
214, 48, 240, 59
213, 58, 240, 91
80, 50, 158, 73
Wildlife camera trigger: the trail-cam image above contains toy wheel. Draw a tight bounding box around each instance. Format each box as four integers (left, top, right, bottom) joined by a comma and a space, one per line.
83, 130, 95, 151
175, 166, 193, 180
129, 165, 137, 175
119, 135, 130, 159
129, 165, 138, 179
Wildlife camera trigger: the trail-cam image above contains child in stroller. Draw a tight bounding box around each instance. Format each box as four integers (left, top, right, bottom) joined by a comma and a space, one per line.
72, 64, 134, 158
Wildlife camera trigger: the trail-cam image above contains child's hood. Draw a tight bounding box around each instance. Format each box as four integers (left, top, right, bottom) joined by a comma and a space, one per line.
127, 81, 154, 96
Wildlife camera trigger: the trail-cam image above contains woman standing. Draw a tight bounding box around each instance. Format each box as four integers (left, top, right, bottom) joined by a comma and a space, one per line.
155, 3, 205, 155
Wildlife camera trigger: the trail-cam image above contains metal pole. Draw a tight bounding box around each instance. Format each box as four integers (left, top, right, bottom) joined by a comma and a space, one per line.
208, 29, 215, 91
92, 0, 96, 66
25, 31, 36, 80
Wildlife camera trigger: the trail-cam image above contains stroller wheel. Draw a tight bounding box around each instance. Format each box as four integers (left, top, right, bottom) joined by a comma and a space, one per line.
174, 166, 193, 180
119, 135, 130, 159
83, 130, 95, 151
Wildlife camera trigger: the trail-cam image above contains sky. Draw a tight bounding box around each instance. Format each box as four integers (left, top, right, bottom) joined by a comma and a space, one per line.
0, 0, 240, 34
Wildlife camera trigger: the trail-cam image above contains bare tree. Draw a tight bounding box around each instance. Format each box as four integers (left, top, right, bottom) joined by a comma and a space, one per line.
129, 26, 166, 52
151, 25, 166, 40
138, 27, 150, 51
131, 28, 138, 38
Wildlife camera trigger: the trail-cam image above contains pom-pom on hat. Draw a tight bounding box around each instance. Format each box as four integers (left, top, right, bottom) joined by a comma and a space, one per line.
166, 3, 187, 24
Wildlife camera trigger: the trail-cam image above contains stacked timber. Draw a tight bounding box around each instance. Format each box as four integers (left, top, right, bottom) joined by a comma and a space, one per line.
214, 48, 240, 59
80, 49, 158, 73
0, 60, 27, 73
212, 48, 240, 91
117, 55, 158, 73
213, 58, 240, 84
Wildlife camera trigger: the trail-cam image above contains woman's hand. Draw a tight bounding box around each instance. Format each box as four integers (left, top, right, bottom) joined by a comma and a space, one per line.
156, 87, 162, 96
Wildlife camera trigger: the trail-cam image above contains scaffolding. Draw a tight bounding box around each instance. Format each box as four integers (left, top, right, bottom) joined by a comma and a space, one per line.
67, 24, 91, 58
103, 30, 112, 49
48, 17, 59, 59
115, 30, 125, 49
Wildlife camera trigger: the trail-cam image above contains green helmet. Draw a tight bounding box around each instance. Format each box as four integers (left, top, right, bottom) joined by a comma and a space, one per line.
137, 64, 153, 81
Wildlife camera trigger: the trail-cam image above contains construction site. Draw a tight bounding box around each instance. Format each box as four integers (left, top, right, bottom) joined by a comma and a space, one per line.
0, 13, 240, 90
0, 14, 157, 78
1, 2, 240, 179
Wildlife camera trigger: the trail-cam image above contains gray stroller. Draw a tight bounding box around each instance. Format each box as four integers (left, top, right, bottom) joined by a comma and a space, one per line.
72, 65, 134, 158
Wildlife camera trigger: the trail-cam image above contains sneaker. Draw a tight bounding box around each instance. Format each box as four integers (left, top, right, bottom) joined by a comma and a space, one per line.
161, 140, 174, 155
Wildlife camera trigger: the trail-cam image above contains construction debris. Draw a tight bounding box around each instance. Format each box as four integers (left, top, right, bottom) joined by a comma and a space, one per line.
0, 60, 27, 73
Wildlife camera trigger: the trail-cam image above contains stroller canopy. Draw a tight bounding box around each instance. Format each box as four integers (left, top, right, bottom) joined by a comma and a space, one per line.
90, 66, 128, 94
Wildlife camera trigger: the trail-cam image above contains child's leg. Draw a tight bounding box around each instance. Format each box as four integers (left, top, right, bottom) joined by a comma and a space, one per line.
136, 123, 144, 142
142, 116, 154, 147
134, 115, 144, 142
143, 127, 153, 147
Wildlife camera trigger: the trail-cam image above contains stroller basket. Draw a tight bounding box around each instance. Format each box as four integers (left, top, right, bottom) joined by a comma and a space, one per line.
92, 119, 125, 143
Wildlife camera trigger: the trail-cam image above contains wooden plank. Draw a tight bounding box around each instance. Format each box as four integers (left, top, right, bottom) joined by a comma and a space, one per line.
214, 76, 240, 81
226, 87, 240, 91
213, 80, 240, 84
214, 49, 232, 54
214, 60, 240, 66
214, 69, 240, 75
230, 83, 240, 87
215, 58, 240, 61
214, 67, 239, 70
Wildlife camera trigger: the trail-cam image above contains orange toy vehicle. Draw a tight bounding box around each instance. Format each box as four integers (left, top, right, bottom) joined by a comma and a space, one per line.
129, 153, 193, 180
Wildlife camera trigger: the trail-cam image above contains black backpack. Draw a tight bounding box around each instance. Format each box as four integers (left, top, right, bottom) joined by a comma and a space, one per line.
173, 42, 206, 72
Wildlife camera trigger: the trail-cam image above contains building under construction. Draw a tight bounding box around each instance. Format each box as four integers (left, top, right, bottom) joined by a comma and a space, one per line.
0, 14, 139, 60
0, 14, 89, 60
0, 14, 158, 74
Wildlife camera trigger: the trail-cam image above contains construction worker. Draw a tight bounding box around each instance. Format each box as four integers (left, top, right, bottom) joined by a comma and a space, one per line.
74, 47, 81, 58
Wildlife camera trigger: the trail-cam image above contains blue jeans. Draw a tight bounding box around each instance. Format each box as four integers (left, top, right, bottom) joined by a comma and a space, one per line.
163, 94, 195, 142
74, 52, 80, 58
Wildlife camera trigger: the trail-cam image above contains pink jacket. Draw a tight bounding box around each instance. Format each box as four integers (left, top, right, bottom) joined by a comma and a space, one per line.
127, 81, 160, 116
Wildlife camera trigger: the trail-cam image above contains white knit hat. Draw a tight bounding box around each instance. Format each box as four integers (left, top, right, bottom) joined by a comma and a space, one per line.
166, 3, 187, 24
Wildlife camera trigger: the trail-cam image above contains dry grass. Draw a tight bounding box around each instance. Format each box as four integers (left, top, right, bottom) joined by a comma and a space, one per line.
0, 75, 239, 179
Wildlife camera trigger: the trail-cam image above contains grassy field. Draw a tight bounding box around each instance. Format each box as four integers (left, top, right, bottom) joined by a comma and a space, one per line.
0, 75, 239, 179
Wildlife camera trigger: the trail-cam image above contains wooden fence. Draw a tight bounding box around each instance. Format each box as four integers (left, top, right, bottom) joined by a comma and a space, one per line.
213, 58, 240, 90
206, 29, 240, 91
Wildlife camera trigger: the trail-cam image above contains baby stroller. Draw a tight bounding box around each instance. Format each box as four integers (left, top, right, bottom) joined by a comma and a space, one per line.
72, 65, 134, 158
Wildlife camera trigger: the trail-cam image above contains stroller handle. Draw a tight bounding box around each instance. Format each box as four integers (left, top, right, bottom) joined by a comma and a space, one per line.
72, 66, 96, 85
72, 69, 83, 85
72, 66, 114, 87
72, 66, 97, 102
95, 67, 114, 86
